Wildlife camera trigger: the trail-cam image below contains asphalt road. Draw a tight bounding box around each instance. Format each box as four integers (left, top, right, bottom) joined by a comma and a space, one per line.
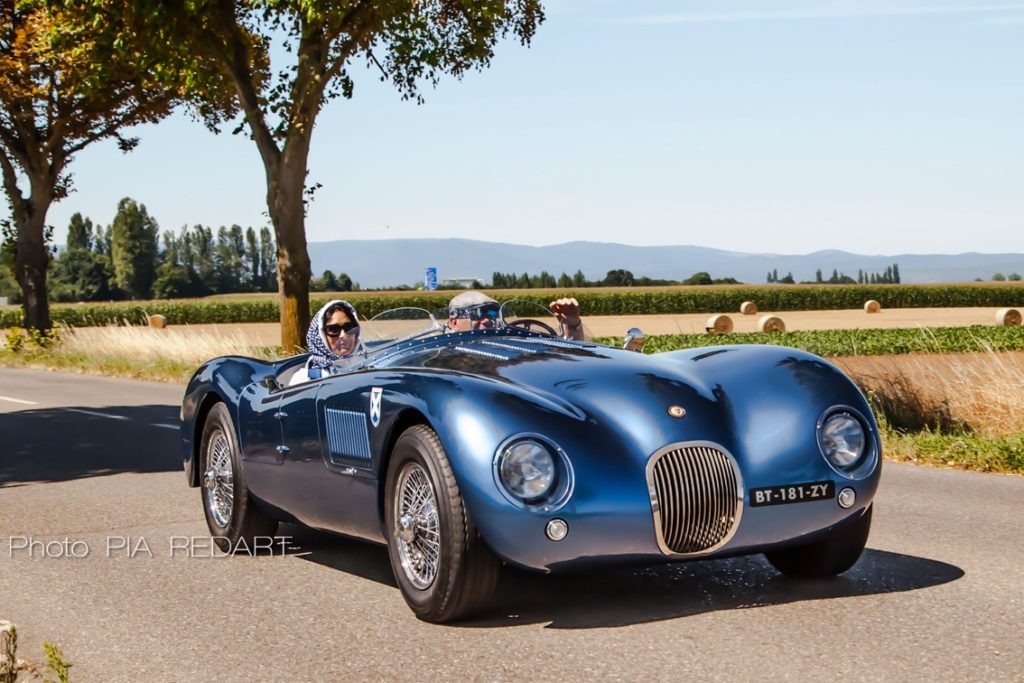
1, 367, 1021, 682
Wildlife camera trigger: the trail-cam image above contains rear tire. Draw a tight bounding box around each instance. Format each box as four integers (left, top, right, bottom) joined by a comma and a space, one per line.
200, 402, 277, 552
765, 505, 872, 579
384, 425, 500, 623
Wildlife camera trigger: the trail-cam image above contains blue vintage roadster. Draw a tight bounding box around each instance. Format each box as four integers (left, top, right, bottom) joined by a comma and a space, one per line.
181, 302, 881, 622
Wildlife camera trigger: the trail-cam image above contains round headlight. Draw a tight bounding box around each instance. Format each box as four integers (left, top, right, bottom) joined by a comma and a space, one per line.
820, 412, 866, 470
498, 440, 556, 501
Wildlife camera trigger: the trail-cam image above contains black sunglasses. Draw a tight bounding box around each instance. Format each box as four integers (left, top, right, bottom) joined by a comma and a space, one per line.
324, 321, 359, 337
452, 303, 500, 321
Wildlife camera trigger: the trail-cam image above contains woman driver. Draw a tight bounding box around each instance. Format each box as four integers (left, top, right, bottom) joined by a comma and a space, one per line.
298, 299, 360, 382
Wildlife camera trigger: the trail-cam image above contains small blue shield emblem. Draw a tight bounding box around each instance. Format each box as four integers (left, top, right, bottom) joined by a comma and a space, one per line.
370, 387, 383, 428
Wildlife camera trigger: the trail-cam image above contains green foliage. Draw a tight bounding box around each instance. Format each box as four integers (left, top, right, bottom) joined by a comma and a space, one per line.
40, 643, 72, 683
51, 249, 115, 302
0, 621, 72, 683
881, 423, 1024, 474
619, 325, 1024, 357
3, 328, 23, 353
110, 198, 159, 299
65, 213, 93, 251
681, 271, 712, 286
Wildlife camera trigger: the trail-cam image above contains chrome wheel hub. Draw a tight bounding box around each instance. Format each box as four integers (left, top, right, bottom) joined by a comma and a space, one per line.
203, 432, 234, 529
393, 462, 440, 590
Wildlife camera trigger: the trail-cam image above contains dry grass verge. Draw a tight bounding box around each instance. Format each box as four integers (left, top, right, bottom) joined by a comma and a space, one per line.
1, 324, 279, 383
834, 349, 1024, 473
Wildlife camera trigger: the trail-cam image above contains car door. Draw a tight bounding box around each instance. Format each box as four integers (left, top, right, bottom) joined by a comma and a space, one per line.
307, 371, 385, 541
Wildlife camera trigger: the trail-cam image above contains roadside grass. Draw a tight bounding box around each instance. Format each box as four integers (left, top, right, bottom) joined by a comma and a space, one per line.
0, 324, 280, 383
879, 424, 1024, 473
3, 325, 1021, 474
836, 347, 1024, 474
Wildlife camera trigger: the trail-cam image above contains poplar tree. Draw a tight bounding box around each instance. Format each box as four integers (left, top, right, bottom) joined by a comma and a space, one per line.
110, 198, 159, 299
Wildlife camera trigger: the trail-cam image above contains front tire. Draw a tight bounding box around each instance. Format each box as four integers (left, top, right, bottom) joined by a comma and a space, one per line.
200, 402, 277, 552
384, 425, 500, 623
765, 505, 872, 578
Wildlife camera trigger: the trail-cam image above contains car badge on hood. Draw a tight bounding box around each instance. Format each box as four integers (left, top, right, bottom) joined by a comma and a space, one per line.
370, 387, 383, 427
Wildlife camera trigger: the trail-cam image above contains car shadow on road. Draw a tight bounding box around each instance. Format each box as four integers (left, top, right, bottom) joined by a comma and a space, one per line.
281, 524, 398, 588
468, 548, 964, 629
0, 405, 182, 486
283, 527, 964, 629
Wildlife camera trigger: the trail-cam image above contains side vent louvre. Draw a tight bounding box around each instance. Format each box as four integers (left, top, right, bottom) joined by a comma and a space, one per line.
325, 408, 372, 464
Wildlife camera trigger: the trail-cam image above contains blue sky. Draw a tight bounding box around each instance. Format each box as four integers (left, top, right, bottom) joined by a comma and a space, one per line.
45, 0, 1024, 255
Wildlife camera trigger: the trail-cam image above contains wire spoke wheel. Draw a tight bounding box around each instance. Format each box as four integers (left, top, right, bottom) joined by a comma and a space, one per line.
203, 431, 235, 529
394, 462, 441, 590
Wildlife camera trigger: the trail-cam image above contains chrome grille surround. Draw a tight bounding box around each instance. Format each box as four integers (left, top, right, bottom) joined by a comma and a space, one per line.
645, 441, 744, 557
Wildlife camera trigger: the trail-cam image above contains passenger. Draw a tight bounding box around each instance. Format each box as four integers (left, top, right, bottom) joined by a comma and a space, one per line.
446, 291, 586, 341
291, 299, 360, 385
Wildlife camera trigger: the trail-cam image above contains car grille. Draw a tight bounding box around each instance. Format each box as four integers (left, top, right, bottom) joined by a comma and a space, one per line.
648, 443, 742, 555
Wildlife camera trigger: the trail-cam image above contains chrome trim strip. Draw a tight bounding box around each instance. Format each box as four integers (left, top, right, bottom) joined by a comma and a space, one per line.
644, 440, 745, 558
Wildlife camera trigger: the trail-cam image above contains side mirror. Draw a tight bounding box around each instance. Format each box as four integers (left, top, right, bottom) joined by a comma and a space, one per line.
623, 327, 645, 353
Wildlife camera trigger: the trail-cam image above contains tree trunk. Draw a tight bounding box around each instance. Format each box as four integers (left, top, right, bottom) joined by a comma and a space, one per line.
11, 184, 53, 331
267, 156, 312, 352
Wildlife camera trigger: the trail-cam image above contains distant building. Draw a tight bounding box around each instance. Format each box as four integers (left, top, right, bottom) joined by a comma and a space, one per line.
442, 276, 486, 288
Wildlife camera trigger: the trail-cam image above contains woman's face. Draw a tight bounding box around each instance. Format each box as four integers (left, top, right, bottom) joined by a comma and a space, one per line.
324, 308, 358, 357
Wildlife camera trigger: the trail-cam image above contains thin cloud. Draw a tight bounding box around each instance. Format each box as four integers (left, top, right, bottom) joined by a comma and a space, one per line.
622, 3, 1024, 24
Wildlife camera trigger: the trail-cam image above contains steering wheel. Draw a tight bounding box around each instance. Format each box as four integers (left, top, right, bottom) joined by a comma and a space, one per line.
508, 318, 558, 336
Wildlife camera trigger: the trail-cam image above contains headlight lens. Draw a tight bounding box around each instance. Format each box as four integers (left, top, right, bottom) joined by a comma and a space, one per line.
820, 412, 866, 469
498, 440, 556, 500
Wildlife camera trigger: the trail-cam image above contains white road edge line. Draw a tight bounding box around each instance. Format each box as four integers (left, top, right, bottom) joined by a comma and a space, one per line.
151, 423, 179, 430
63, 408, 129, 421
0, 395, 39, 406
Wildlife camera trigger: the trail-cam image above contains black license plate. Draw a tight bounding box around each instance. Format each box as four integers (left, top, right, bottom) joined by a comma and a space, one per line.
749, 481, 835, 507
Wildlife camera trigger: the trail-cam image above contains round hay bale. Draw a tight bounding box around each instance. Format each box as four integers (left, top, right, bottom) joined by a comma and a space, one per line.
147, 314, 168, 329
759, 315, 785, 333
705, 314, 734, 335
740, 301, 758, 315
996, 308, 1021, 327
864, 300, 881, 314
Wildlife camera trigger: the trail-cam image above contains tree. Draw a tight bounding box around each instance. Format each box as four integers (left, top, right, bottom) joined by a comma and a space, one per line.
1009, 273, 1022, 281
779, 272, 795, 284
572, 269, 587, 287
110, 1, 544, 349
682, 271, 713, 286
557, 272, 572, 288
993, 273, 1006, 281
245, 227, 260, 289
892, 262, 901, 284
110, 198, 159, 299
52, 213, 113, 301
603, 269, 635, 286
0, 2, 196, 329
66, 213, 94, 251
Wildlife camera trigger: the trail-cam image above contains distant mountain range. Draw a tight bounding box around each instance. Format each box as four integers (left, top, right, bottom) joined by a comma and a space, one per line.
308, 238, 1024, 289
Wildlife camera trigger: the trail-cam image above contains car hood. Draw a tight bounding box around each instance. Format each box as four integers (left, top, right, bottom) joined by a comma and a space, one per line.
412, 335, 872, 468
